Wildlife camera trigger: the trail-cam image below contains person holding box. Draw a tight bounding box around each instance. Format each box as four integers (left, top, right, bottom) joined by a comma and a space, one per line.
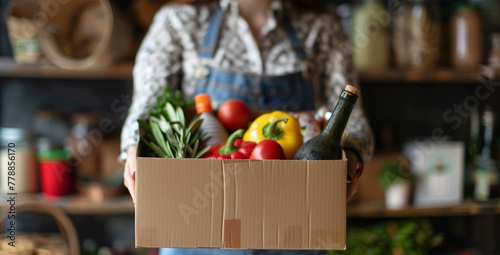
121, 1, 374, 254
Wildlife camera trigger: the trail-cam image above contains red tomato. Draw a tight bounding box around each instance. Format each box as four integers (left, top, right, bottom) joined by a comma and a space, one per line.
217, 99, 251, 132
249, 140, 286, 160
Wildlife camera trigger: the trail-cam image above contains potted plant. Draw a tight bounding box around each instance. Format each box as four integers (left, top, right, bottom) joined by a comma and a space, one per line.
378, 159, 414, 209
327, 219, 444, 255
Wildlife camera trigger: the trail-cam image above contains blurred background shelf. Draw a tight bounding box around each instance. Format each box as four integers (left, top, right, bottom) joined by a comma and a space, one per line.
0, 58, 133, 80
358, 68, 484, 84
347, 199, 500, 218
1, 194, 135, 215
0, 57, 489, 84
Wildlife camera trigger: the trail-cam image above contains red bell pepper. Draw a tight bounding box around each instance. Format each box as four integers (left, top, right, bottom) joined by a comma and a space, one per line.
203, 129, 257, 159
249, 139, 287, 160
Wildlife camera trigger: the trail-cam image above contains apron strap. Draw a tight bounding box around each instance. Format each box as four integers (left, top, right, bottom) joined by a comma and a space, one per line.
282, 12, 308, 60
199, 5, 307, 61
199, 6, 225, 59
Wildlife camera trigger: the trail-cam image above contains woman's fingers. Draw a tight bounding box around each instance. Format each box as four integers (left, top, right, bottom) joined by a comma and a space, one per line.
346, 176, 359, 202
345, 150, 359, 202
124, 145, 138, 204
124, 162, 136, 204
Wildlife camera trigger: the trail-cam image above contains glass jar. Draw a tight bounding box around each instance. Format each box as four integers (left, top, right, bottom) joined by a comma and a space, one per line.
391, 1, 412, 69
409, 0, 441, 70
351, 0, 390, 71
451, 3, 483, 70
489, 33, 500, 68
0, 127, 38, 194
32, 109, 69, 146
67, 113, 101, 183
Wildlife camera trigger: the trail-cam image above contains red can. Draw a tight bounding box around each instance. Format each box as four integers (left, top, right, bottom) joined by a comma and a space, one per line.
39, 150, 73, 196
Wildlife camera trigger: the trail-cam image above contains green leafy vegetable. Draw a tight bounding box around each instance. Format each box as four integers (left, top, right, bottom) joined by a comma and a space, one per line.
138, 87, 209, 158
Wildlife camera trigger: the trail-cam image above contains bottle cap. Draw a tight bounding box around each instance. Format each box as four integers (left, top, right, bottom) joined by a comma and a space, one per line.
345, 85, 361, 96
195, 94, 213, 114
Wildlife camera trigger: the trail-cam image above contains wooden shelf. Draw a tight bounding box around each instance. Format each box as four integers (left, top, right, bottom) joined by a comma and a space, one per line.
358, 68, 483, 84
347, 199, 500, 218
1, 194, 135, 215
480, 65, 500, 81
1, 57, 490, 84
0, 58, 133, 80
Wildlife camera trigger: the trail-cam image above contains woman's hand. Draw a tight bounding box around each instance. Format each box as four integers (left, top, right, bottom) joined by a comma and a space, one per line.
124, 145, 137, 204
345, 150, 359, 202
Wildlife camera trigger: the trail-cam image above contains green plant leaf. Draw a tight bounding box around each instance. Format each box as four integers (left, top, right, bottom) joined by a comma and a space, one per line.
165, 103, 177, 122
142, 139, 167, 158
342, 219, 443, 255
164, 140, 174, 158
176, 106, 185, 127
191, 139, 199, 158
187, 116, 203, 136
195, 145, 211, 159
190, 131, 201, 146
429, 234, 444, 249
157, 114, 169, 133
172, 122, 182, 135
184, 131, 191, 157
180, 129, 187, 157
163, 122, 178, 147
378, 161, 412, 188
137, 119, 151, 133
151, 121, 169, 157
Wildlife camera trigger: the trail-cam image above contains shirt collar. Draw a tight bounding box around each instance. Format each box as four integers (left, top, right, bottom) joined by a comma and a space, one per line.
269, 0, 284, 17
218, 0, 284, 17
218, 0, 231, 10
265, 0, 283, 35
218, 0, 284, 31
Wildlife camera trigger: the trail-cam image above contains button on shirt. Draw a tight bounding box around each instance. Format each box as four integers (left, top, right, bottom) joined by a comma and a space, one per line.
120, 0, 374, 162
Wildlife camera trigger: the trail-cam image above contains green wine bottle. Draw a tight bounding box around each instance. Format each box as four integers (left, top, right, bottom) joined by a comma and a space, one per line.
474, 106, 498, 201
293, 85, 360, 160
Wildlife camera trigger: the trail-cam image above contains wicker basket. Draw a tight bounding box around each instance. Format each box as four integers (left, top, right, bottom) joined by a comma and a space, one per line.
35, 0, 134, 70
0, 201, 79, 255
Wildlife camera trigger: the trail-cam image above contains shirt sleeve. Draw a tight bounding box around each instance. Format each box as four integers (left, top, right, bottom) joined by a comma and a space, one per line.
313, 14, 375, 162
119, 7, 183, 161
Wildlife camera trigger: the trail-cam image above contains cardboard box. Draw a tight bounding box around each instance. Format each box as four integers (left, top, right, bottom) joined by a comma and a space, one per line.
135, 153, 347, 250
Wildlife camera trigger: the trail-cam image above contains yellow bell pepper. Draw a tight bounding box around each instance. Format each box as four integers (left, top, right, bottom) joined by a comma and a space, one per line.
243, 111, 303, 159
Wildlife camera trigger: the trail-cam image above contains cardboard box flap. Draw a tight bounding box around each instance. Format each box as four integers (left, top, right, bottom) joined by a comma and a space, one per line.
136, 158, 224, 248
222, 160, 346, 250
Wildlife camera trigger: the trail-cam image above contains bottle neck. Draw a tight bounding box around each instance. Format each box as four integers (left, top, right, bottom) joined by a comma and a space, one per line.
322, 91, 358, 144
481, 109, 495, 156
468, 110, 480, 158
492, 35, 500, 50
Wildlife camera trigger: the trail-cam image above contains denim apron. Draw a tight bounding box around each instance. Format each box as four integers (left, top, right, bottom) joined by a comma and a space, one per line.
194, 7, 315, 111
160, 6, 325, 255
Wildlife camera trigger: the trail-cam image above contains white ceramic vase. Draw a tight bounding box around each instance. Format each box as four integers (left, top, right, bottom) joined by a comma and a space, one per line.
385, 181, 411, 210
